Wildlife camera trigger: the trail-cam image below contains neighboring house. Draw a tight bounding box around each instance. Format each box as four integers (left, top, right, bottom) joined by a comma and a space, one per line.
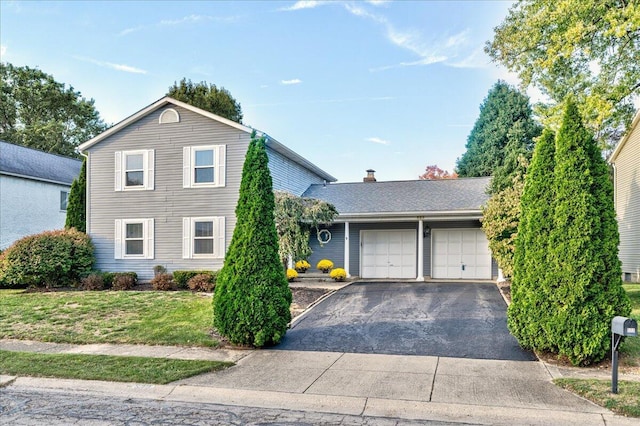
0, 141, 82, 250
303, 172, 496, 280
610, 109, 640, 282
77, 97, 336, 280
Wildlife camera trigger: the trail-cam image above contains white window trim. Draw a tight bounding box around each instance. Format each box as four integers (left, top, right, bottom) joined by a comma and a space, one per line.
159, 108, 180, 124
60, 190, 69, 212
182, 216, 225, 259
183, 145, 226, 188
114, 218, 154, 260
115, 149, 155, 191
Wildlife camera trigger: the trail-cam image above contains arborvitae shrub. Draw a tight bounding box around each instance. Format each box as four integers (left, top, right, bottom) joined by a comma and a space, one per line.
151, 273, 174, 291
187, 274, 215, 292
0, 229, 94, 288
65, 159, 86, 232
213, 133, 292, 347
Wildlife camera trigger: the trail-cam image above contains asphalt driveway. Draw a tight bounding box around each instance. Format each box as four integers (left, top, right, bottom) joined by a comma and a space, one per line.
277, 282, 536, 361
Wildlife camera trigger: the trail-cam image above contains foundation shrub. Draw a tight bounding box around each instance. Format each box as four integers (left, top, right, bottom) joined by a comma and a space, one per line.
173, 270, 216, 289
187, 273, 216, 292
81, 273, 105, 291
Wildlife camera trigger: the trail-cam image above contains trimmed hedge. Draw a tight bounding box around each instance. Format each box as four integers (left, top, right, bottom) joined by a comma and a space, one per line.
0, 229, 94, 288
173, 270, 217, 289
101, 272, 138, 288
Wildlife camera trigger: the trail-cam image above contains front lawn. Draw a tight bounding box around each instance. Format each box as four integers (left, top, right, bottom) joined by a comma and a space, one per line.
0, 350, 231, 384
620, 283, 640, 367
555, 378, 640, 417
0, 290, 217, 347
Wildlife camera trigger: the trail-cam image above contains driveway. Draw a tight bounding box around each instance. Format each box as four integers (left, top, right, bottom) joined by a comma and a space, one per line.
277, 282, 536, 361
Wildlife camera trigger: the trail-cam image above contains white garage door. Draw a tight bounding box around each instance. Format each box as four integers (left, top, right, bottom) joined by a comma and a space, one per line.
432, 229, 491, 279
361, 230, 416, 279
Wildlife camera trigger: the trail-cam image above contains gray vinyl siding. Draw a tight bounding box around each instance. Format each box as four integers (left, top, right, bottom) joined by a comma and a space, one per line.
614, 124, 640, 281
267, 148, 325, 196
86, 105, 250, 280
308, 220, 497, 279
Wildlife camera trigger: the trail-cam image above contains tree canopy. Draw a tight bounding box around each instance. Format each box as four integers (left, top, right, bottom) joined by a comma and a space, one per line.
167, 78, 243, 123
418, 165, 458, 180
487, 0, 640, 149
455, 81, 540, 178
0, 62, 107, 157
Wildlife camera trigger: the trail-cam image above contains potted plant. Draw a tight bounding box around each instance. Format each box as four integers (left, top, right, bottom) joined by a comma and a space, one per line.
329, 267, 346, 282
295, 260, 311, 273
316, 259, 334, 273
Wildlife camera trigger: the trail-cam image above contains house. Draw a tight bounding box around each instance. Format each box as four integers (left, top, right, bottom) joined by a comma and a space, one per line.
0, 141, 82, 250
77, 97, 336, 280
303, 172, 496, 280
610, 109, 640, 282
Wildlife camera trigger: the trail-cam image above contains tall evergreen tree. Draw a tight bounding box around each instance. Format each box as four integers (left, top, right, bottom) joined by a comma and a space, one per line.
546, 99, 630, 365
456, 81, 540, 177
212, 133, 291, 347
508, 129, 556, 350
65, 158, 86, 232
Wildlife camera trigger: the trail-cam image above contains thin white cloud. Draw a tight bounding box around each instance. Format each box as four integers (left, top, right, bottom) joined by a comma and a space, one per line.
366, 137, 391, 145
73, 56, 147, 74
281, 78, 302, 85
160, 14, 209, 26
119, 14, 238, 36
0, 45, 6, 58
280, 1, 327, 11
247, 95, 394, 107
447, 46, 489, 69
367, 0, 390, 5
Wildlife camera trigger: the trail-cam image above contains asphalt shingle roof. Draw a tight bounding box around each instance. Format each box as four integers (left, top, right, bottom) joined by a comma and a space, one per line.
0, 141, 82, 185
302, 177, 491, 214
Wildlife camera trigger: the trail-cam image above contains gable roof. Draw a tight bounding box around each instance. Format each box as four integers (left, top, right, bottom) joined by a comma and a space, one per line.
610, 108, 640, 163
0, 141, 82, 186
78, 97, 336, 182
303, 177, 491, 220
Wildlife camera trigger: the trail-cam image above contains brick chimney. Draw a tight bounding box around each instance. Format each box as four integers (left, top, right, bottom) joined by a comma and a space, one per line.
363, 169, 377, 182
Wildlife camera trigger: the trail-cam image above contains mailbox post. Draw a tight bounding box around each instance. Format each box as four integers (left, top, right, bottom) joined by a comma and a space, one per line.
611, 316, 638, 394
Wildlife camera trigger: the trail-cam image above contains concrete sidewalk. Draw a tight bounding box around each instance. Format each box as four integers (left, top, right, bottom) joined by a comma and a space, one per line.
1, 340, 638, 425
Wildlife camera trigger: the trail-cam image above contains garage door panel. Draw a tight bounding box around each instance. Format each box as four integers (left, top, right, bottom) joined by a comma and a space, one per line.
432, 229, 491, 279
361, 230, 416, 279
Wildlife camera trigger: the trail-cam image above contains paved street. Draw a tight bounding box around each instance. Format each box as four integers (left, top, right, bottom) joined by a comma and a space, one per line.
277, 282, 536, 361
0, 388, 465, 426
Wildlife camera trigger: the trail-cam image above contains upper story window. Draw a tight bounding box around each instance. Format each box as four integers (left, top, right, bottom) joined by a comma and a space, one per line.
115, 150, 154, 191
114, 218, 154, 259
60, 191, 69, 211
159, 108, 180, 124
183, 145, 226, 188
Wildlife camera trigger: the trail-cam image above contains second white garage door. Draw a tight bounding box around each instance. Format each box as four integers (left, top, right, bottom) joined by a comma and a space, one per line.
361, 230, 416, 279
432, 229, 491, 279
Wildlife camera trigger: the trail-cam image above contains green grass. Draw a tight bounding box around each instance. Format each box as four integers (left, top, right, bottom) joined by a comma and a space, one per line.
0, 350, 231, 384
0, 290, 217, 347
555, 378, 640, 417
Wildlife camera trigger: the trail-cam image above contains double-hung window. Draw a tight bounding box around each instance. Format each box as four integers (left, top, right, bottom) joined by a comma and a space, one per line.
115, 150, 155, 191
183, 217, 225, 259
60, 191, 69, 211
183, 145, 225, 188
115, 219, 154, 259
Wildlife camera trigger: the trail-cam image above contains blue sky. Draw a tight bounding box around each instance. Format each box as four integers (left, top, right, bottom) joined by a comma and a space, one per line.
1, 0, 518, 183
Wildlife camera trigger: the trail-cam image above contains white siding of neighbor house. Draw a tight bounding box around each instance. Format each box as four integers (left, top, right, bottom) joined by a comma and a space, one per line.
86, 106, 251, 280
614, 123, 640, 281
267, 147, 326, 196
0, 175, 70, 249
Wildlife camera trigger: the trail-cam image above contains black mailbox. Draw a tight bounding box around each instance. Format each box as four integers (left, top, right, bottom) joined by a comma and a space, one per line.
612, 316, 638, 337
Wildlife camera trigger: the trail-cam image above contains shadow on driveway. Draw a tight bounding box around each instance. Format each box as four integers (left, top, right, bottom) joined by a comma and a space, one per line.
277, 282, 536, 361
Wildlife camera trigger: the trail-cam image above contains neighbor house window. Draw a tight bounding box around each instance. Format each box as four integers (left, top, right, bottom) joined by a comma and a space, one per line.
182, 217, 225, 259
114, 150, 154, 191
60, 191, 69, 211
114, 219, 154, 259
183, 145, 226, 188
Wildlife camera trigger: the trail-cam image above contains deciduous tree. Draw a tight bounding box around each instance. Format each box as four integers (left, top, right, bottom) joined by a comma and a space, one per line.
418, 165, 458, 180
487, 0, 640, 150
212, 133, 291, 347
0, 63, 107, 157
167, 78, 243, 123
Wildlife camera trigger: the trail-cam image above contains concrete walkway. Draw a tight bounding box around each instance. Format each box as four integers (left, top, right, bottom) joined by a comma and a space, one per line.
1, 339, 638, 425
